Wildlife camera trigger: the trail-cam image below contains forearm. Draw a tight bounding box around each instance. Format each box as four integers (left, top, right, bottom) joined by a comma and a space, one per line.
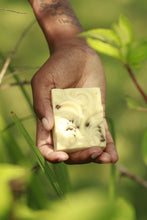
29, 0, 85, 52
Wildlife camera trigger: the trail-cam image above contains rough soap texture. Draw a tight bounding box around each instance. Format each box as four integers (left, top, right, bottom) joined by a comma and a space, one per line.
51, 88, 106, 152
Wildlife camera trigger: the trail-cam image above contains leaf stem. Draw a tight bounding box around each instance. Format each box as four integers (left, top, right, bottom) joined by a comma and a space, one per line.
125, 65, 147, 103
109, 164, 116, 201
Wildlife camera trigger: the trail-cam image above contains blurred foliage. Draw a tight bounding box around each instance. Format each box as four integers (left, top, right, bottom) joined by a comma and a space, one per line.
0, 0, 147, 220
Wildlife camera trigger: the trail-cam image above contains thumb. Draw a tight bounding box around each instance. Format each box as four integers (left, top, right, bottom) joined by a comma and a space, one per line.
31, 75, 54, 131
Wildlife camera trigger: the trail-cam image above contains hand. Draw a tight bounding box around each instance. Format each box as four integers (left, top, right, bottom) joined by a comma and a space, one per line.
31, 39, 118, 164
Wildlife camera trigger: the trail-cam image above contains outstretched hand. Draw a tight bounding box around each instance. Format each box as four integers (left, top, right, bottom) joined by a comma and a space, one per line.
31, 39, 118, 164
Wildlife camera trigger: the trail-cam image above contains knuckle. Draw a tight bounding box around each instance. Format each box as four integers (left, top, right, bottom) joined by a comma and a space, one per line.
112, 154, 119, 163
33, 105, 42, 119
31, 73, 37, 88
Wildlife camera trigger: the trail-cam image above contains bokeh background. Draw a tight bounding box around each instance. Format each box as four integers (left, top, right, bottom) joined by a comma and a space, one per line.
0, 0, 147, 219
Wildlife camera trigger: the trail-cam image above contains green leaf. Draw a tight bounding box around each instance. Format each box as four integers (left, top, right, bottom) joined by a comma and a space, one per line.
11, 112, 66, 198
86, 38, 121, 60
106, 117, 116, 200
79, 28, 120, 47
114, 197, 136, 220
0, 182, 12, 219
0, 114, 25, 164
125, 96, 140, 110
112, 14, 134, 46
125, 96, 147, 112
52, 163, 71, 194
129, 43, 147, 65
0, 164, 29, 219
0, 164, 28, 182
142, 129, 147, 165
15, 190, 136, 220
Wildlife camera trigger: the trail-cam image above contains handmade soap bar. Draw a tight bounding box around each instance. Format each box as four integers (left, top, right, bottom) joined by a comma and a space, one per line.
51, 88, 106, 152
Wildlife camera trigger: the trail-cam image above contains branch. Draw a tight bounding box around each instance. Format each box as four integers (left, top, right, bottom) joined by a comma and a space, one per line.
125, 65, 147, 103
0, 20, 36, 84
0, 80, 30, 90
0, 8, 27, 14
3, 66, 40, 81
116, 163, 147, 188
137, 107, 147, 113
1, 114, 34, 133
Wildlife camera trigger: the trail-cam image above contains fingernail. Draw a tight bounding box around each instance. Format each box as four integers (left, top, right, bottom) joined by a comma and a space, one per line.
42, 118, 50, 130
91, 153, 99, 160
58, 154, 68, 162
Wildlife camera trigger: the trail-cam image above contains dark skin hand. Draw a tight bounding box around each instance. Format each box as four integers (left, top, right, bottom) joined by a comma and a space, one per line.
29, 0, 119, 164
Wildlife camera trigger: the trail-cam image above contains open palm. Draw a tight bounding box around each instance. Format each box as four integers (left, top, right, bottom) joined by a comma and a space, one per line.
31, 42, 118, 164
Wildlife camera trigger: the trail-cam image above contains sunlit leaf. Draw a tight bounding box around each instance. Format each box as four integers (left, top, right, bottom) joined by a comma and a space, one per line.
86, 38, 121, 60
112, 14, 134, 46
79, 28, 120, 47
142, 129, 147, 165
0, 164, 28, 182
0, 182, 12, 220
0, 164, 29, 220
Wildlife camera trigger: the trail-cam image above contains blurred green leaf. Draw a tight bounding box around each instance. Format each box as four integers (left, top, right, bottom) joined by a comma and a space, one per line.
125, 96, 140, 110
0, 164, 29, 220
0, 114, 25, 164
106, 117, 116, 200
27, 172, 51, 209
129, 42, 147, 65
0, 164, 29, 182
11, 112, 68, 198
114, 197, 136, 220
86, 38, 121, 59
112, 14, 134, 46
15, 190, 136, 220
0, 52, 34, 114
79, 29, 120, 47
52, 162, 71, 194
125, 96, 147, 112
142, 129, 147, 165
0, 182, 12, 220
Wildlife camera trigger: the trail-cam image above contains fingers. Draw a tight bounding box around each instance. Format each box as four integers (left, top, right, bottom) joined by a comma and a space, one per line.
65, 147, 103, 164
37, 119, 69, 162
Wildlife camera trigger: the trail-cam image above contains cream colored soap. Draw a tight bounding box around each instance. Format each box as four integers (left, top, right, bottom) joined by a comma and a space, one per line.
51, 88, 106, 152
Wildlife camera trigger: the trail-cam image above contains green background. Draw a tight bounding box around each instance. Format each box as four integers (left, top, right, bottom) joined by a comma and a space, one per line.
0, 0, 147, 219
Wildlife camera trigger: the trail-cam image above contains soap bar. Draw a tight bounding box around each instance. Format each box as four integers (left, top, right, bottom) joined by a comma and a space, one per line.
51, 88, 106, 152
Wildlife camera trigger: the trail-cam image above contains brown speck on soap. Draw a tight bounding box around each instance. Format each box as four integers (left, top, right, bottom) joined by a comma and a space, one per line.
85, 122, 90, 127
98, 127, 102, 133
55, 105, 61, 109
100, 134, 105, 142
66, 127, 74, 131
100, 138, 105, 142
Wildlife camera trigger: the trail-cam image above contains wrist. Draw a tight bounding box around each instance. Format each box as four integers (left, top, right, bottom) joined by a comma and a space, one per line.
29, 0, 84, 52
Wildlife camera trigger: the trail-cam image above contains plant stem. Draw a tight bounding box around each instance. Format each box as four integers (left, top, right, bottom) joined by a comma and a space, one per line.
125, 65, 147, 103
106, 117, 116, 201
109, 164, 116, 201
